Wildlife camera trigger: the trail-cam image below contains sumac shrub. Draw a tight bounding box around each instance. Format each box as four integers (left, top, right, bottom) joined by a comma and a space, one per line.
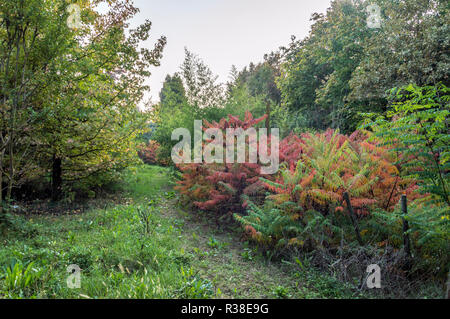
235, 129, 426, 252
175, 112, 272, 215
264, 129, 422, 216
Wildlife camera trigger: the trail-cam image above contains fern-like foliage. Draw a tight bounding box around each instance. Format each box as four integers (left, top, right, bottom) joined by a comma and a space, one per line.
361, 84, 449, 206
235, 196, 345, 250
234, 196, 304, 249
264, 129, 423, 216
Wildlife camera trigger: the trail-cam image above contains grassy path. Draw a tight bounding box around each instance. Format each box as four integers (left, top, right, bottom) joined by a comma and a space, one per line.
0, 165, 360, 299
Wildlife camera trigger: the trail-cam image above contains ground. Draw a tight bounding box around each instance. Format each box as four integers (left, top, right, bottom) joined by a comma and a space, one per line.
0, 165, 436, 299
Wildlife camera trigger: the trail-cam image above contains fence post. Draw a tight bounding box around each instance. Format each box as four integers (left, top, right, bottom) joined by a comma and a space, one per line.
401, 195, 411, 258
343, 192, 363, 245
446, 272, 450, 299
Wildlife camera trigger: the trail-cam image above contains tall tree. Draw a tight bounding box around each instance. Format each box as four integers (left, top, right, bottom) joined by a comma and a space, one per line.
180, 48, 224, 108
0, 0, 166, 204
277, 0, 370, 131
349, 0, 450, 102
0, 0, 72, 209
159, 73, 187, 108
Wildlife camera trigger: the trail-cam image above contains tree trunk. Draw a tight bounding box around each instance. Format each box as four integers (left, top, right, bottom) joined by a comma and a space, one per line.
6, 142, 13, 202
343, 192, 363, 245
401, 195, 412, 258
51, 155, 62, 202
265, 100, 271, 131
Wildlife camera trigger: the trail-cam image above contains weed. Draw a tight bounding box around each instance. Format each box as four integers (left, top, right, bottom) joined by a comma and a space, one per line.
2, 262, 43, 296
177, 267, 215, 299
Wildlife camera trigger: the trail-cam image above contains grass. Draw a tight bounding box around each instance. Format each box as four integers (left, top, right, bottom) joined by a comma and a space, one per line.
0, 166, 214, 299
0, 165, 443, 299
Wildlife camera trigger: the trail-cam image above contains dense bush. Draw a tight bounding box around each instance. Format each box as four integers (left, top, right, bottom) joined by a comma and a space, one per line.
363, 204, 450, 277
235, 129, 421, 250
264, 129, 422, 216
363, 83, 449, 206
233, 124, 448, 277
175, 112, 270, 215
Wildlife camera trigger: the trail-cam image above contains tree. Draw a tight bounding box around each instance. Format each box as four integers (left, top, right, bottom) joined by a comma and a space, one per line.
0, 0, 167, 204
350, 0, 450, 103
159, 73, 187, 108
0, 0, 72, 210
277, 0, 370, 132
180, 48, 224, 108
362, 83, 450, 206
236, 54, 282, 105
42, 1, 166, 200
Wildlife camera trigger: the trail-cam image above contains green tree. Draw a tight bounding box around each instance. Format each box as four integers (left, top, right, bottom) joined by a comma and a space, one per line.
362, 84, 449, 206
350, 0, 450, 103
180, 48, 224, 108
0, 0, 73, 210
0, 0, 166, 204
43, 2, 166, 200
236, 53, 282, 104
159, 73, 187, 108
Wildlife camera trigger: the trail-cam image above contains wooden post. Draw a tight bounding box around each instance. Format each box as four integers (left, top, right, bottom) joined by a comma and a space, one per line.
343, 192, 363, 245
401, 195, 411, 258
446, 272, 450, 299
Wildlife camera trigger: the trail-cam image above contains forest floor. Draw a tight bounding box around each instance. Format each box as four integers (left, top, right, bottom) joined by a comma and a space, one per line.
0, 165, 440, 299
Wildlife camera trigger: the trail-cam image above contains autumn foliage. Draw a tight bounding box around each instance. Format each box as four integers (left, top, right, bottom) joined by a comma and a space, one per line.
176, 112, 424, 221
264, 129, 421, 217
234, 129, 425, 250
138, 141, 169, 166
175, 112, 270, 214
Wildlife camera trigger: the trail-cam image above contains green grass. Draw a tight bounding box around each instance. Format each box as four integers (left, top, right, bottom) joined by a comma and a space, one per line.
0, 166, 215, 299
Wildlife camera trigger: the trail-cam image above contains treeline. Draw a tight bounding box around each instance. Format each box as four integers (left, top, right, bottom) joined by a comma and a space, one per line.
146, 0, 448, 165
0, 0, 166, 211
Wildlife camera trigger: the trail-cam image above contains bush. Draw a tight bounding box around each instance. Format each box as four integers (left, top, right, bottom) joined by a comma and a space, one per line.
235, 128, 449, 278
264, 129, 422, 216
175, 112, 270, 215
138, 141, 169, 166
362, 83, 450, 206
365, 204, 450, 277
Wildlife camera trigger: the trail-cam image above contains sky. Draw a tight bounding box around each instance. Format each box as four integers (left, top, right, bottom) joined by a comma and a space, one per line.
125, 0, 333, 103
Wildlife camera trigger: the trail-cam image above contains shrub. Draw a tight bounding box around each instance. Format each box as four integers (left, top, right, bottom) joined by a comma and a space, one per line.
235, 196, 346, 252
365, 204, 450, 277
235, 129, 429, 256
264, 129, 421, 216
234, 196, 304, 250
138, 141, 169, 166
176, 112, 270, 215
362, 83, 449, 206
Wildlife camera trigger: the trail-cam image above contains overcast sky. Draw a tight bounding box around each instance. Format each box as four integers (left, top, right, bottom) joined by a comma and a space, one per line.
126, 0, 333, 104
